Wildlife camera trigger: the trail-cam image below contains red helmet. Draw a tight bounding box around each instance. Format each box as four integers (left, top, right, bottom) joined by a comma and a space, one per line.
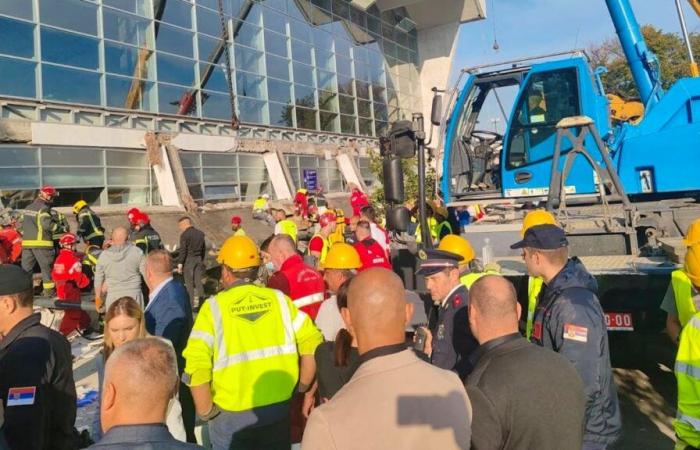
319, 212, 337, 228
231, 216, 242, 225
127, 207, 141, 221
59, 233, 77, 247
40, 185, 58, 197
129, 211, 149, 226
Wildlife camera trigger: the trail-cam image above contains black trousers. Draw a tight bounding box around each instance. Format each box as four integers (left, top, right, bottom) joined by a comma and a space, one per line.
21, 247, 55, 291
183, 259, 205, 305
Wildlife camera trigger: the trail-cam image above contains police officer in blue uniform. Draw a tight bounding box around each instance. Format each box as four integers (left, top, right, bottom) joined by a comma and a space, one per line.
511, 224, 621, 450
416, 249, 479, 378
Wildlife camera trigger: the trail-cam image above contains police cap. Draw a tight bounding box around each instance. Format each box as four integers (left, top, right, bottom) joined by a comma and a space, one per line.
416, 249, 461, 276
510, 223, 568, 250
0, 265, 33, 296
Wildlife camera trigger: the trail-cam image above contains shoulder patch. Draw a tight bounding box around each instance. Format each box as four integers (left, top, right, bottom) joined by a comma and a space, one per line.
7, 386, 36, 406
453, 295, 462, 307
563, 323, 588, 343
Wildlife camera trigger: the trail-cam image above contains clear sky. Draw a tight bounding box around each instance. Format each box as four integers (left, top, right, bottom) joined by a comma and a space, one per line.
446, 0, 699, 132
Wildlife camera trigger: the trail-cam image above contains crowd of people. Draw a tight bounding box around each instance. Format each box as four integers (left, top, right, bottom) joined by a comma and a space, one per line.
3, 183, 700, 449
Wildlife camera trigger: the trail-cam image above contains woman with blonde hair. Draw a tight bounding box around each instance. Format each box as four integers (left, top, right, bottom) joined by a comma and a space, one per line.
92, 297, 186, 442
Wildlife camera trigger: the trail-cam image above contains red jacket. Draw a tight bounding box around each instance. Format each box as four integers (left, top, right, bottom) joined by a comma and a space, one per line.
268, 254, 325, 319
350, 189, 370, 216
294, 191, 309, 217
51, 249, 89, 302
0, 228, 21, 264
354, 238, 392, 271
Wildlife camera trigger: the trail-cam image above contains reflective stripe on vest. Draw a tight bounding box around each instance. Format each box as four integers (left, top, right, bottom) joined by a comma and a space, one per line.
526, 276, 544, 340
460, 272, 485, 289
436, 221, 452, 239
79, 210, 104, 240
293, 292, 324, 309
309, 233, 330, 263
674, 313, 700, 446
673, 270, 700, 327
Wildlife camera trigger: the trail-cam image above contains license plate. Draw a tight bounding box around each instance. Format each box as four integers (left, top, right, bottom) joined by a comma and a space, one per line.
605, 312, 634, 331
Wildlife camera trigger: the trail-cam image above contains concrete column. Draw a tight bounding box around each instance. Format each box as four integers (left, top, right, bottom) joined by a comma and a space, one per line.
337, 153, 367, 192
416, 22, 460, 127
263, 151, 293, 200
152, 145, 181, 207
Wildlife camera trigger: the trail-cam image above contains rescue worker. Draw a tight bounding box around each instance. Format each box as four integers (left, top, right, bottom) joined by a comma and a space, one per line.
415, 203, 438, 245
230, 216, 246, 236
51, 233, 91, 336
415, 249, 479, 378
520, 209, 557, 339
294, 188, 309, 218
273, 208, 298, 243
353, 220, 391, 271
661, 218, 700, 344
127, 207, 142, 241
131, 212, 163, 255
50, 210, 70, 252
329, 208, 346, 245
182, 235, 322, 450
308, 211, 336, 267
20, 185, 59, 296
437, 234, 498, 289
252, 193, 275, 226
73, 200, 104, 247
349, 183, 370, 217
175, 216, 206, 310
268, 234, 326, 319
0, 214, 21, 264
80, 243, 102, 291
512, 224, 621, 448
360, 205, 390, 257
434, 205, 453, 242
0, 264, 77, 449
315, 243, 361, 341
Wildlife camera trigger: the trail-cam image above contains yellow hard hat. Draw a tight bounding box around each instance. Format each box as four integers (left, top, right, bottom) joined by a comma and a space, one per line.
686, 244, 700, 286
438, 235, 476, 264
322, 243, 361, 270
522, 209, 556, 237
73, 200, 88, 215
683, 219, 700, 247
217, 235, 260, 270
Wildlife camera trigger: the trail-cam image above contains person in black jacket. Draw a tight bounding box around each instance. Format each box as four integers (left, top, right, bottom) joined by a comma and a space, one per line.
465, 274, 586, 450
174, 217, 206, 309
512, 224, 622, 449
0, 264, 77, 449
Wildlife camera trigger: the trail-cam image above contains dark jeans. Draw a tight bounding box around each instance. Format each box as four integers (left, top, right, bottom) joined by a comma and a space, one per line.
21, 247, 55, 291
209, 411, 290, 450
179, 380, 197, 443
183, 260, 204, 306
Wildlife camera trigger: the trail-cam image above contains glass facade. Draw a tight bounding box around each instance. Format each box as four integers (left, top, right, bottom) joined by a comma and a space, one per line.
286, 154, 344, 192
0, 145, 160, 208
0, 0, 421, 137
181, 151, 273, 204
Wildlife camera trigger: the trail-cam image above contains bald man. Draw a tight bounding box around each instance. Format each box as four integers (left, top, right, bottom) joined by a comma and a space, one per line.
94, 227, 146, 310
91, 337, 203, 449
465, 275, 585, 450
302, 268, 472, 450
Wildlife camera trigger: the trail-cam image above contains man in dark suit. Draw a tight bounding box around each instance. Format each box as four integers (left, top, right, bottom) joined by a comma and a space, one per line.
465, 275, 586, 450
89, 337, 204, 449
144, 250, 195, 443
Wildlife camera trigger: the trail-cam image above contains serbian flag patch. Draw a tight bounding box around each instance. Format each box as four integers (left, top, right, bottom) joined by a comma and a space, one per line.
563, 324, 588, 343
7, 386, 36, 406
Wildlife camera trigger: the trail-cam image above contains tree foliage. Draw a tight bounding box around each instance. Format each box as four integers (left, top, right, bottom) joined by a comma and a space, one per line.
368, 151, 436, 217
589, 25, 700, 99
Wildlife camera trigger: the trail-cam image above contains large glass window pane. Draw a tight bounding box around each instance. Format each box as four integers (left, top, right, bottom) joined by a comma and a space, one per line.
0, 57, 36, 98
106, 42, 154, 78
236, 72, 265, 99
204, 184, 238, 201
42, 65, 100, 105
316, 69, 336, 91
104, 0, 150, 16
103, 8, 152, 48
358, 118, 373, 136
238, 97, 266, 123
106, 150, 146, 166
106, 75, 157, 111
157, 53, 195, 86
292, 62, 314, 87
199, 63, 229, 93
263, 7, 286, 33
43, 147, 102, 166
235, 22, 263, 50
336, 55, 352, 76
158, 83, 197, 115
338, 74, 354, 96
264, 30, 288, 57
196, 7, 221, 37
294, 84, 315, 108
203, 167, 236, 183
312, 28, 332, 51
235, 45, 264, 74
183, 168, 201, 184
296, 107, 316, 130
335, 37, 351, 58
269, 101, 293, 127
320, 111, 338, 132
39, 0, 97, 35
0, 168, 40, 188
291, 40, 312, 65
0, 1, 33, 20
357, 98, 371, 117
160, 0, 192, 29
108, 187, 149, 205
318, 90, 337, 112
289, 19, 311, 42
315, 49, 335, 72
340, 114, 355, 133
339, 94, 354, 115
0, 17, 33, 58
180, 152, 200, 167
202, 153, 235, 166
44, 168, 103, 187
202, 90, 232, 120
107, 168, 149, 185
267, 79, 291, 104
266, 54, 289, 81
198, 35, 226, 64
156, 23, 193, 57
41, 28, 99, 70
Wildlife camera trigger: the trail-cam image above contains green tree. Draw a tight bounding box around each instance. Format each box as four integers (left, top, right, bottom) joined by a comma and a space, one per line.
589, 25, 700, 99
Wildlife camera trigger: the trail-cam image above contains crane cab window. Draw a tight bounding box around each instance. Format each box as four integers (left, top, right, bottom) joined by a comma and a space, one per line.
507, 68, 580, 168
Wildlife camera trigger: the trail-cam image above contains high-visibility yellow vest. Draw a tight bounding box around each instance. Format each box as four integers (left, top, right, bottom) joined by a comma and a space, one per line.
460, 267, 501, 289
672, 270, 700, 327
234, 228, 246, 237
182, 283, 322, 412
253, 198, 268, 211
674, 312, 700, 447
526, 276, 544, 340
435, 220, 452, 240
415, 217, 438, 244
308, 233, 330, 264
277, 219, 298, 243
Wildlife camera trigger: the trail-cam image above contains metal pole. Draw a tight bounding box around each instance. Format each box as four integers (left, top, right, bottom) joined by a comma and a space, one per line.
414, 113, 432, 248
675, 0, 700, 77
